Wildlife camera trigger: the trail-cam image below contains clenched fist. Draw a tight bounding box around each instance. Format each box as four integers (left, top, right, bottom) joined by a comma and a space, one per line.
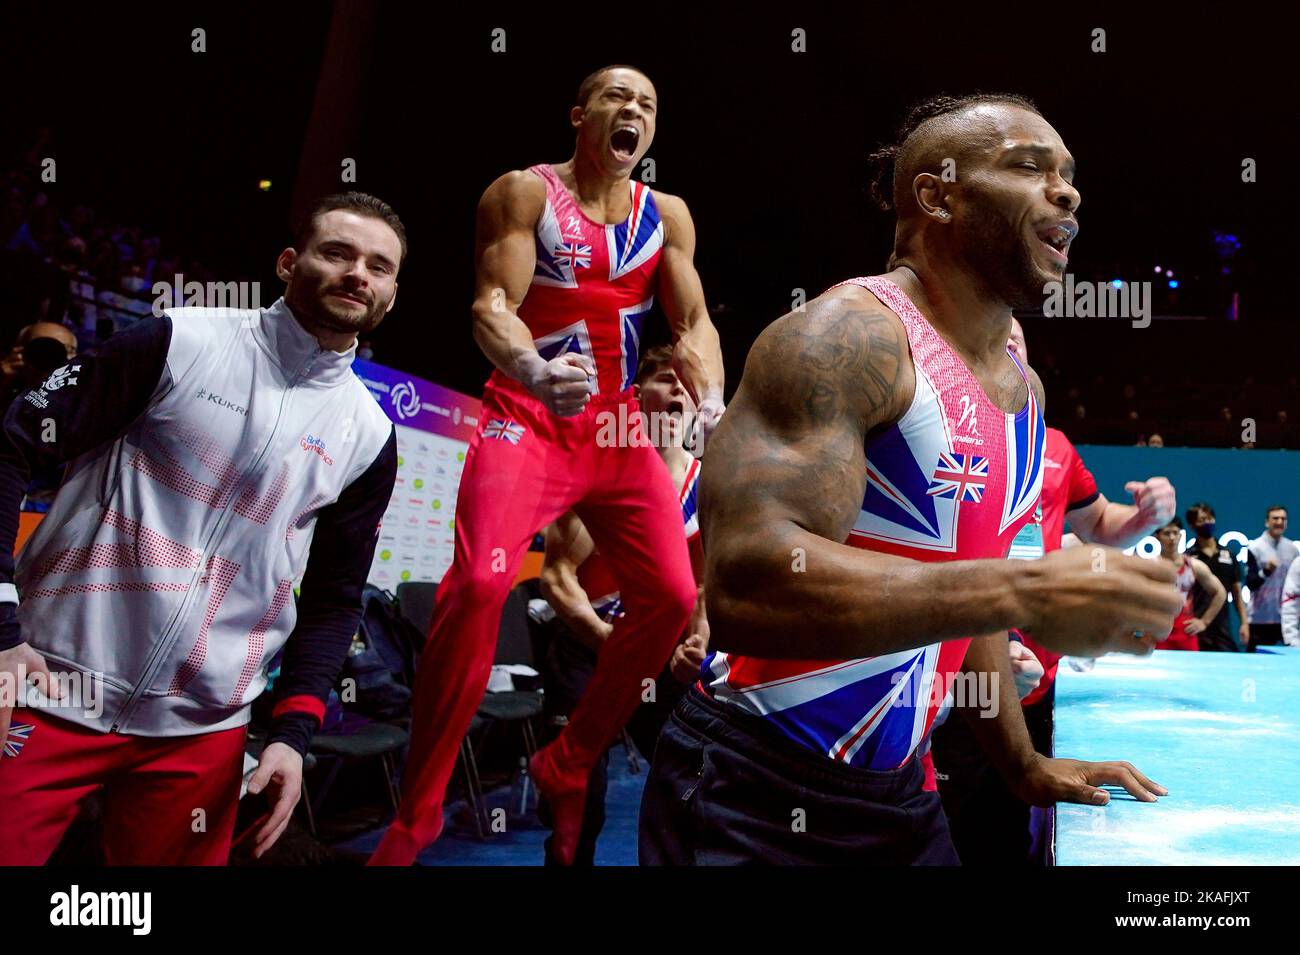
1015, 546, 1183, 658
518, 352, 594, 417
1124, 476, 1176, 530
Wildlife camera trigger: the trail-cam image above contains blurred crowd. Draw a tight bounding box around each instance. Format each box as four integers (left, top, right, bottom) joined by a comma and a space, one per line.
1, 164, 224, 351
1030, 328, 1300, 450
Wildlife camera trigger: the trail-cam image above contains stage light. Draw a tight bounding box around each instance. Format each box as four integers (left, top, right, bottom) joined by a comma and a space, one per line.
1168, 279, 1179, 289
258, 179, 273, 192
1154, 264, 1162, 272
1164, 269, 1173, 277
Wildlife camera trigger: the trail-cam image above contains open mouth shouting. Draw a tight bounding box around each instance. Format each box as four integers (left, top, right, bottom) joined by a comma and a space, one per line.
1035, 219, 1078, 268
609, 124, 640, 164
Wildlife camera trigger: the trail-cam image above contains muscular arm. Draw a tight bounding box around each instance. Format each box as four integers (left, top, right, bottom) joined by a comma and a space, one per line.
1067, 494, 1144, 548
960, 627, 1165, 804
702, 290, 1031, 660
539, 511, 613, 650
1067, 489, 1175, 549
656, 193, 724, 404
1190, 558, 1227, 628
470, 171, 551, 384
958, 633, 1038, 779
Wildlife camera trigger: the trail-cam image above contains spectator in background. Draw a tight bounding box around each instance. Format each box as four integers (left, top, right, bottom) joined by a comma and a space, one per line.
57, 235, 86, 269
154, 254, 183, 288
137, 235, 161, 281
1184, 501, 1247, 651
1, 322, 79, 512
89, 235, 121, 290
1246, 505, 1297, 650
1156, 517, 1225, 651
41, 236, 88, 323
5, 191, 56, 255
1147, 433, 1165, 448
120, 263, 150, 295
0, 321, 77, 398
67, 204, 94, 238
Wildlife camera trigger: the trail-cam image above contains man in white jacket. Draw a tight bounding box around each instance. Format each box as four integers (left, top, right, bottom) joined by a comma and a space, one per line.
0, 192, 402, 864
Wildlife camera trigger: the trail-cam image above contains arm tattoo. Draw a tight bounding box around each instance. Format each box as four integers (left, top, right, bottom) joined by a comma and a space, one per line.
762, 307, 904, 429
703, 298, 908, 553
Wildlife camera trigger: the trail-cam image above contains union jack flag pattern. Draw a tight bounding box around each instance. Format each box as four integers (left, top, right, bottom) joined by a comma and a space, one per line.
483, 418, 525, 444
928, 451, 989, 503
703, 276, 1045, 771
508, 163, 663, 398
3, 722, 35, 758
552, 241, 592, 271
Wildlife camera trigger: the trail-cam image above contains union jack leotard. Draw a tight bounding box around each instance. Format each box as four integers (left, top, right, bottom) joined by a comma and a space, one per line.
579, 457, 703, 620
494, 163, 664, 398
702, 277, 1045, 770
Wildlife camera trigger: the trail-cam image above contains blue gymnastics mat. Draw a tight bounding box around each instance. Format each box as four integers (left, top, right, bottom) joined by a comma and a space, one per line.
1054, 646, 1300, 865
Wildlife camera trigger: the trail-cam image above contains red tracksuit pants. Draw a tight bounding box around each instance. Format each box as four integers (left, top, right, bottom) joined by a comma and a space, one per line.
0, 707, 247, 865
370, 380, 696, 864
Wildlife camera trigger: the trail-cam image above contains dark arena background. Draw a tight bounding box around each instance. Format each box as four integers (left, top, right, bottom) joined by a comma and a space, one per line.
2, 0, 1295, 936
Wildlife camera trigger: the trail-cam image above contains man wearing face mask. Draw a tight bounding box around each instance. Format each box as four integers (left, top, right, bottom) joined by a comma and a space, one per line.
0, 192, 402, 864
1183, 501, 1246, 652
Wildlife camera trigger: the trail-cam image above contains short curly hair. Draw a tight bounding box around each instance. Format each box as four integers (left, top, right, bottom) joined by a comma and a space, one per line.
295, 191, 407, 264
866, 92, 1041, 212
575, 65, 652, 109
634, 344, 675, 386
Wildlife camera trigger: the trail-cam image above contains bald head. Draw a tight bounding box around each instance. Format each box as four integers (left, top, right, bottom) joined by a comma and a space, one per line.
4, 321, 77, 391
18, 322, 77, 356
